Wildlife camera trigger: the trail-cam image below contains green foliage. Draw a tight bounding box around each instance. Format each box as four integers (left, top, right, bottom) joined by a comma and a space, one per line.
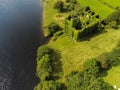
84, 59, 101, 75
35, 81, 64, 90
72, 17, 82, 29
104, 10, 120, 24
47, 22, 60, 37
36, 54, 52, 80
54, 1, 64, 12
42, 81, 63, 90
65, 0, 77, 4
109, 21, 118, 29
106, 47, 120, 67
85, 6, 90, 11
78, 21, 101, 39
63, 4, 74, 12
37, 45, 52, 61
66, 70, 113, 90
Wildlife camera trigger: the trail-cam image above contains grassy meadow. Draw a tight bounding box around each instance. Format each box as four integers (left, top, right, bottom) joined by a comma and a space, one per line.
48, 29, 120, 77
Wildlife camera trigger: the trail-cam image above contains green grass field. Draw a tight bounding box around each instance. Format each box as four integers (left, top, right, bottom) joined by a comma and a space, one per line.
101, 0, 120, 8
77, 0, 114, 18
49, 29, 120, 76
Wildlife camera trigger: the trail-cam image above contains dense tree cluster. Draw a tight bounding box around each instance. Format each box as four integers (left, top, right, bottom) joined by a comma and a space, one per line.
54, 1, 64, 12
46, 22, 60, 37
65, 59, 113, 90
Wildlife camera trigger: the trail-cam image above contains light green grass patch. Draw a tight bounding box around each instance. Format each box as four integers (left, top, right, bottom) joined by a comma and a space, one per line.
101, 0, 120, 8
77, 0, 114, 18
104, 65, 120, 88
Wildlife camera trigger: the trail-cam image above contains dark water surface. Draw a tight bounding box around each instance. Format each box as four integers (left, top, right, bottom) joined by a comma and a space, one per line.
0, 0, 46, 90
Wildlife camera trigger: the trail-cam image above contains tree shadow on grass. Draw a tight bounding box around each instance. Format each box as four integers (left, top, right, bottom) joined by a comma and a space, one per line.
79, 29, 107, 41
97, 47, 120, 77
50, 50, 63, 80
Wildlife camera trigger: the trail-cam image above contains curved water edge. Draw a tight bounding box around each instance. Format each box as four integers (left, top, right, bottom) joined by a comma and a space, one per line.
0, 0, 47, 90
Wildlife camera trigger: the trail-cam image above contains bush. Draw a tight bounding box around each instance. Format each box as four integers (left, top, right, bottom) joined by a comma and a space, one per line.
42, 81, 63, 90
37, 45, 52, 61
109, 21, 118, 29
106, 47, 120, 67
83, 59, 101, 76
104, 10, 120, 24
63, 4, 74, 12
54, 1, 64, 12
35, 81, 64, 90
65, 0, 77, 4
36, 54, 52, 80
91, 11, 95, 15
67, 14, 72, 20
72, 17, 82, 29
70, 0, 77, 4
85, 6, 90, 11
78, 21, 101, 39
47, 22, 60, 37
95, 14, 100, 19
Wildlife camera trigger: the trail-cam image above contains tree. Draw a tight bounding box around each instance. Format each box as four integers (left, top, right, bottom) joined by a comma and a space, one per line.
72, 17, 82, 29
104, 10, 120, 24
65, 70, 113, 90
47, 22, 60, 37
54, 1, 64, 12
37, 45, 52, 61
36, 54, 52, 80
83, 59, 101, 76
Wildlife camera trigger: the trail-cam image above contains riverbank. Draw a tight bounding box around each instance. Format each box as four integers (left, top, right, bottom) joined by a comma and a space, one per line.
35, 0, 120, 89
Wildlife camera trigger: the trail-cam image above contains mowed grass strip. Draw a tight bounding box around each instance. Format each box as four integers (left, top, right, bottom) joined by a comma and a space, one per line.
77, 0, 114, 18
101, 0, 120, 8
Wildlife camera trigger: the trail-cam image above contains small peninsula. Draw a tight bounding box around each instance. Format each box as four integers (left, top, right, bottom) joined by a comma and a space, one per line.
35, 0, 120, 90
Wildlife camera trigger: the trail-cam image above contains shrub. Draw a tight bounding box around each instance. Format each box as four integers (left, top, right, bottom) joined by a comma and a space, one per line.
67, 14, 72, 20
91, 11, 95, 15
36, 54, 52, 80
83, 59, 101, 76
65, 0, 70, 3
37, 45, 52, 61
104, 10, 120, 24
54, 1, 64, 12
64, 4, 74, 11
95, 14, 100, 19
70, 0, 77, 4
109, 21, 118, 29
65, 0, 77, 4
72, 17, 82, 29
85, 6, 90, 11
47, 22, 60, 37
42, 81, 63, 90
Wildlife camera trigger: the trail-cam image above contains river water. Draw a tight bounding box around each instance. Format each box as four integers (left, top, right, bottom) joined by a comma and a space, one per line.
0, 0, 46, 90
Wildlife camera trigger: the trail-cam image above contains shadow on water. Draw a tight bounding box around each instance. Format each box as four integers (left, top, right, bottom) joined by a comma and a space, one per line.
0, 0, 48, 90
